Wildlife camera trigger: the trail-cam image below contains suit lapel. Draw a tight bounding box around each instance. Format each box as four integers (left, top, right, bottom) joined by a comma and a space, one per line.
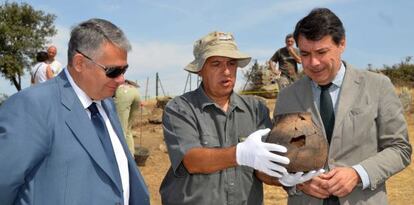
102, 100, 132, 159
102, 99, 150, 202
334, 65, 361, 135
58, 72, 123, 195
295, 77, 324, 128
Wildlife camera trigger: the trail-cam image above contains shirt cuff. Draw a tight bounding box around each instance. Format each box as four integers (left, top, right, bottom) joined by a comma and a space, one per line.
284, 185, 303, 196
352, 164, 370, 190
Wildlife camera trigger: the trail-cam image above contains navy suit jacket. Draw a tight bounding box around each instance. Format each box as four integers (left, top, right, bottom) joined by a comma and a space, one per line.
0, 71, 149, 205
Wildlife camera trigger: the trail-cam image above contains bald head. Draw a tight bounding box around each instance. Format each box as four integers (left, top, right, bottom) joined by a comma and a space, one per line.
47, 46, 57, 60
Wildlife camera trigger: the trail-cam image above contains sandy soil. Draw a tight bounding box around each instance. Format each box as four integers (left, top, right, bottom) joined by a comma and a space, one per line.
134, 89, 413, 205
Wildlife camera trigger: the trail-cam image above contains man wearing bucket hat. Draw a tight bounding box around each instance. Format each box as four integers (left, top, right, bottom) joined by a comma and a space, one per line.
159, 31, 320, 204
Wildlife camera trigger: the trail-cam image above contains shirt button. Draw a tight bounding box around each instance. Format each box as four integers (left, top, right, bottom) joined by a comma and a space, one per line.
229, 182, 234, 186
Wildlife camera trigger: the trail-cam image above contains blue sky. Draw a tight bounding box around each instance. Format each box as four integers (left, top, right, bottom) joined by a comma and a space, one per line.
1, 0, 413, 97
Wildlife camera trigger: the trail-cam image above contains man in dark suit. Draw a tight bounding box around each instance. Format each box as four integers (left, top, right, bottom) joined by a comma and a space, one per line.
274, 8, 411, 205
0, 18, 149, 205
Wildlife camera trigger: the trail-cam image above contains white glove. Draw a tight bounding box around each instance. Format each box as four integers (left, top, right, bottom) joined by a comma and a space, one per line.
236, 128, 290, 177
279, 169, 325, 187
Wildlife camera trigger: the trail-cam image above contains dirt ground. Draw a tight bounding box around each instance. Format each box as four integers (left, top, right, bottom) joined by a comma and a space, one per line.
133, 89, 414, 205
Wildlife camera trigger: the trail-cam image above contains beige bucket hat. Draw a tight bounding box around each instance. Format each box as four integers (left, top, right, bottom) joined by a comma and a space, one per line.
184, 31, 251, 73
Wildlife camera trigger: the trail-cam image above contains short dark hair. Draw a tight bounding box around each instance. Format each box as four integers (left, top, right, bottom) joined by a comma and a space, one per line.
36, 51, 48, 62
293, 8, 345, 45
285, 33, 293, 42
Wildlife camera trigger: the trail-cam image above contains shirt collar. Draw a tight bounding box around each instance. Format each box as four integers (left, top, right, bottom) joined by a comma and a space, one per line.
332, 62, 346, 88
65, 68, 101, 109
196, 84, 245, 112
311, 61, 346, 89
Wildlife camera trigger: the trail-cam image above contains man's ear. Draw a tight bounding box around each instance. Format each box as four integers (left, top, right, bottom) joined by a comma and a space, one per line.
72, 54, 84, 73
197, 67, 204, 77
339, 37, 346, 53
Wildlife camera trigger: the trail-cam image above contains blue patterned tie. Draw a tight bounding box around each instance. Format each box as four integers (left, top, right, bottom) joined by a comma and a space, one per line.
88, 102, 121, 184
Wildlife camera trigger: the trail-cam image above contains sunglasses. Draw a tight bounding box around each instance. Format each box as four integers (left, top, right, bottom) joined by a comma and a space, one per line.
76, 49, 128, 78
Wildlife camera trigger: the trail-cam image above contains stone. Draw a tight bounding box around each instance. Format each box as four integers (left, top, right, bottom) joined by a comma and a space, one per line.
159, 143, 168, 153
156, 96, 172, 109
148, 108, 163, 124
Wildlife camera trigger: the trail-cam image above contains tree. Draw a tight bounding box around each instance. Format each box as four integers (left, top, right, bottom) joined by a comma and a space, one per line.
0, 2, 56, 91
242, 59, 260, 89
242, 60, 273, 90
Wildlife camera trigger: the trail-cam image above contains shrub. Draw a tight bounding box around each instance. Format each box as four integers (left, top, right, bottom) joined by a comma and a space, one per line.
380, 56, 414, 87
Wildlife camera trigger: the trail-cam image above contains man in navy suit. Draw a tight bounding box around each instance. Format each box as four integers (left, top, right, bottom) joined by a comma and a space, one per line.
0, 18, 149, 205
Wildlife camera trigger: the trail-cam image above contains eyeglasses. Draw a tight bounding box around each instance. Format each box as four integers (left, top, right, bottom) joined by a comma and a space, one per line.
76, 49, 128, 78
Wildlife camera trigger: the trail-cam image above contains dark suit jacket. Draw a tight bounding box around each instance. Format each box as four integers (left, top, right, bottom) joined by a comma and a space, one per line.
274, 62, 411, 205
0, 71, 149, 205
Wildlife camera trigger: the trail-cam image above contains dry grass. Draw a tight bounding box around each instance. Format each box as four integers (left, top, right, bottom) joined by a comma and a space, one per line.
385, 88, 413, 204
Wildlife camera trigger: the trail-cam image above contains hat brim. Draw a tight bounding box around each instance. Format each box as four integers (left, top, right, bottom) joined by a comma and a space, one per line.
184, 50, 251, 74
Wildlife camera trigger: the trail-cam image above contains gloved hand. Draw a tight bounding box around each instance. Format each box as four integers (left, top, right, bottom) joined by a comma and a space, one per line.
279, 169, 325, 187
236, 128, 290, 177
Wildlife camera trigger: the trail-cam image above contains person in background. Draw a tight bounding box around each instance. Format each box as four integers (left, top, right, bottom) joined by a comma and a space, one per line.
0, 18, 149, 205
114, 79, 141, 155
159, 31, 320, 205
269, 33, 302, 89
274, 8, 411, 205
47, 45, 63, 76
30, 51, 53, 84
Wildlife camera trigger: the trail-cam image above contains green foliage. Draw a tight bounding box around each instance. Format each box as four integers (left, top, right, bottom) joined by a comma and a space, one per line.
380, 56, 414, 87
243, 60, 261, 86
242, 60, 271, 90
0, 1, 56, 91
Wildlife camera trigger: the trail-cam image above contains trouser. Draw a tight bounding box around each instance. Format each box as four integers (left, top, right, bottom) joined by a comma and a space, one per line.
323, 195, 340, 205
114, 85, 141, 155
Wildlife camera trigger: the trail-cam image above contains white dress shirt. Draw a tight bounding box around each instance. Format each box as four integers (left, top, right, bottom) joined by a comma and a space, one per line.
310, 62, 370, 189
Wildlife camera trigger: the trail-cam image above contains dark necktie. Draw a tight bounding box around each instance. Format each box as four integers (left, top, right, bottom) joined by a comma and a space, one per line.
320, 83, 340, 205
88, 102, 121, 184
319, 83, 335, 144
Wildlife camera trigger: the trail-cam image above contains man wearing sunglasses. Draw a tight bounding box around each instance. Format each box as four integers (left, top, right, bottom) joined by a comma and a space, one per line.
0, 18, 149, 205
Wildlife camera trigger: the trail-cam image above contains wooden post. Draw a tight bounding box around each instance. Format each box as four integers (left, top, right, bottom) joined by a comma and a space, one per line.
156, 72, 159, 99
